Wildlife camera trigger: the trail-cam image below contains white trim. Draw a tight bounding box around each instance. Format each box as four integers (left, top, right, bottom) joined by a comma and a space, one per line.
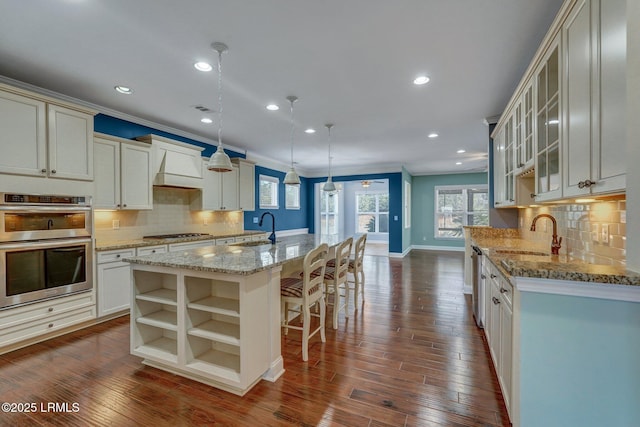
277, 228, 308, 237
304, 163, 403, 178
462, 284, 472, 295
259, 174, 279, 209
411, 245, 465, 252
514, 276, 640, 303
389, 246, 412, 258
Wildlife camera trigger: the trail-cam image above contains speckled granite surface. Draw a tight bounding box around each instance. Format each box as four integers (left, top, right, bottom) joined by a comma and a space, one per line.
469, 230, 640, 286
95, 230, 265, 251
123, 234, 345, 275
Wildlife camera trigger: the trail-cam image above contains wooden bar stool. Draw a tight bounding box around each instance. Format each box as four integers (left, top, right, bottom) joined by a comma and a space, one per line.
348, 233, 367, 309
280, 243, 329, 361
322, 237, 353, 329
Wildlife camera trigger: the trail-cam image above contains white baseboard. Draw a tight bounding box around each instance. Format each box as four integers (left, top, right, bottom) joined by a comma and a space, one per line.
463, 284, 472, 295
411, 245, 465, 252
278, 228, 308, 237
389, 246, 412, 258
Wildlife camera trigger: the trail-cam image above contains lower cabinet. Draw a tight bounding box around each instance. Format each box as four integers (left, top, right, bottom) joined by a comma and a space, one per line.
484, 261, 514, 419
97, 248, 136, 317
0, 292, 95, 352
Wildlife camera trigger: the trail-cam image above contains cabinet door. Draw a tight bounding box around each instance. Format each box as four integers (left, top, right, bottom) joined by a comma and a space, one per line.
121, 143, 153, 210
522, 83, 536, 168
594, 0, 626, 193
47, 104, 94, 181
492, 128, 506, 207
221, 166, 239, 210
488, 278, 502, 367
562, 0, 593, 198
236, 160, 255, 211
0, 90, 47, 177
94, 137, 120, 209
500, 296, 513, 413
97, 261, 132, 317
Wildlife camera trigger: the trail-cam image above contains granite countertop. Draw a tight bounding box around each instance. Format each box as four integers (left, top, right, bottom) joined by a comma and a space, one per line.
471, 234, 640, 286
95, 230, 265, 251
122, 234, 346, 275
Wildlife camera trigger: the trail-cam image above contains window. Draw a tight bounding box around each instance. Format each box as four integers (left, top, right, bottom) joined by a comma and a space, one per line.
435, 185, 489, 239
285, 184, 300, 209
319, 189, 339, 235
404, 181, 411, 229
356, 192, 389, 234
259, 175, 279, 209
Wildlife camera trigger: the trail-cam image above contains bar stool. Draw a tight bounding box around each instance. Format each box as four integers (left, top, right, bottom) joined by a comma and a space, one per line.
280, 243, 329, 361
348, 233, 367, 309
323, 237, 353, 329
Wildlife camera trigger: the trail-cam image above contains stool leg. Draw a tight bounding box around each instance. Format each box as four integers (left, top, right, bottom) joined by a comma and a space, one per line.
319, 296, 326, 342
283, 301, 289, 336
302, 304, 311, 361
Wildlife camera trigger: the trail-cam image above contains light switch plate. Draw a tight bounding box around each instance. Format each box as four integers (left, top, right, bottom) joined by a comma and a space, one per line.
112, 219, 120, 230
591, 224, 599, 242
601, 223, 609, 244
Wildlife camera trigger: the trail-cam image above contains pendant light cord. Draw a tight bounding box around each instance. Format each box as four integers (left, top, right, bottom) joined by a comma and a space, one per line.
289, 99, 295, 168
217, 49, 224, 150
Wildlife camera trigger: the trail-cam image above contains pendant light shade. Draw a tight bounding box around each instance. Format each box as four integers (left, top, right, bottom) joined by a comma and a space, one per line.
283, 95, 301, 185
323, 124, 337, 192
207, 42, 233, 172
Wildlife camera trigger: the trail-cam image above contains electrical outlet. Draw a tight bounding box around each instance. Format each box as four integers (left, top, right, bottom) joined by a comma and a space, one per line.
203, 217, 208, 225
253, 217, 259, 224
591, 224, 599, 242
112, 219, 120, 230
601, 223, 609, 244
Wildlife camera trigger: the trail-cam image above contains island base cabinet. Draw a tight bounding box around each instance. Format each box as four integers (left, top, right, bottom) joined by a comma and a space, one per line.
130, 265, 271, 396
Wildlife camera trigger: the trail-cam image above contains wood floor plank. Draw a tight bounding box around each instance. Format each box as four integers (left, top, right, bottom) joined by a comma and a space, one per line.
0, 250, 510, 426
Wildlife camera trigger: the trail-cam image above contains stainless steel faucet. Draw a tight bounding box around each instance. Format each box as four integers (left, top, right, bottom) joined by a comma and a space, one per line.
530, 214, 562, 255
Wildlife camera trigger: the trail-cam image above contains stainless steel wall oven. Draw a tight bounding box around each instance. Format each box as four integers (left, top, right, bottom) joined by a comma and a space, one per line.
0, 193, 93, 309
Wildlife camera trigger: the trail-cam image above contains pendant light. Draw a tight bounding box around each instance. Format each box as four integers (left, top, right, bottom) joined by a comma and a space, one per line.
207, 42, 233, 172
323, 123, 337, 192
283, 95, 301, 185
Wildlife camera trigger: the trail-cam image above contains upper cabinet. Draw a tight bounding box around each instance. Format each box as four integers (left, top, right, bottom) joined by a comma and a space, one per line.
231, 158, 256, 211
0, 84, 95, 181
191, 159, 239, 211
562, 0, 626, 197
491, 0, 626, 206
94, 133, 153, 210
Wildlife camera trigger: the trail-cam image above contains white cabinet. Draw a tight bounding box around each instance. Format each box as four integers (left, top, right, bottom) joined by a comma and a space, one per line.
137, 244, 168, 256
94, 133, 153, 210
483, 261, 514, 419
215, 237, 236, 245
0, 84, 95, 181
168, 239, 215, 252
97, 249, 136, 317
562, 0, 626, 197
231, 158, 256, 211
0, 292, 95, 352
191, 159, 239, 211
492, 127, 507, 207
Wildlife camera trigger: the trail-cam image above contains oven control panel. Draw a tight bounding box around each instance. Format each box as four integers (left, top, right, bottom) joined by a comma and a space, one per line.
2, 194, 89, 206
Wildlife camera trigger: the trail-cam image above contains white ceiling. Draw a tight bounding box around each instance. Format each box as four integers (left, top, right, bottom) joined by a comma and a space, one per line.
0, 0, 563, 176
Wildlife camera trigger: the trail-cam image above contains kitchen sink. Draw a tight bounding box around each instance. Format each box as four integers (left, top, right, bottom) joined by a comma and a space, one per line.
232, 240, 278, 247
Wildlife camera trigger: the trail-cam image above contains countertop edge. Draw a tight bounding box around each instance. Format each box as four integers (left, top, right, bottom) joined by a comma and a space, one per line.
95, 231, 265, 251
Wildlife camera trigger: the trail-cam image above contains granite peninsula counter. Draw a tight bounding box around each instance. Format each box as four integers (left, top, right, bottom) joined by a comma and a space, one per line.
122, 234, 345, 396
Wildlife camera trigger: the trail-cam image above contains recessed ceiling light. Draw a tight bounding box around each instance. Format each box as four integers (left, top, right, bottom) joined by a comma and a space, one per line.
414, 75, 430, 85
201, 118, 213, 124
457, 149, 466, 154
455, 162, 462, 165
114, 85, 133, 95
305, 128, 316, 134
428, 133, 439, 139
194, 62, 212, 72
266, 104, 279, 111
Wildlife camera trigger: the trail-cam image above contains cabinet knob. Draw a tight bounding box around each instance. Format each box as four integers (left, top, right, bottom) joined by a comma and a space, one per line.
123, 204, 127, 207
151, 250, 156, 253
41, 168, 47, 173
116, 254, 121, 258
48, 307, 54, 312
530, 193, 536, 198
578, 179, 596, 189
490, 274, 497, 279
117, 204, 121, 207
48, 323, 54, 328
492, 297, 501, 305
481, 274, 486, 279
51, 169, 56, 174
500, 287, 509, 294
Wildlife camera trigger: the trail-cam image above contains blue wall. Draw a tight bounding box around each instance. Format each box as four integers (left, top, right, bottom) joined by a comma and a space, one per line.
306, 172, 404, 254
243, 165, 310, 232
94, 114, 245, 159
411, 172, 488, 248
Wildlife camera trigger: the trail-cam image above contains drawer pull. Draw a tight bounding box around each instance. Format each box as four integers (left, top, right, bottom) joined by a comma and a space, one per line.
48, 323, 54, 328
48, 307, 54, 312
151, 250, 156, 253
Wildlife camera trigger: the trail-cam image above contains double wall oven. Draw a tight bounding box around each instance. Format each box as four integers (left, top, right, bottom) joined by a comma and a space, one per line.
0, 193, 93, 310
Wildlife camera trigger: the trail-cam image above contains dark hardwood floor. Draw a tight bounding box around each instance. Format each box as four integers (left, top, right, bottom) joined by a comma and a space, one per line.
0, 250, 509, 426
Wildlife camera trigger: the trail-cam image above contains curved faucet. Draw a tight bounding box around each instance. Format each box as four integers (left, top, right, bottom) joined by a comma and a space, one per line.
530, 214, 562, 255
259, 212, 276, 245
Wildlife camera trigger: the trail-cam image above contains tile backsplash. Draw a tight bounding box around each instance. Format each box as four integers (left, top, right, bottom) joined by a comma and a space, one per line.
518, 198, 626, 266
94, 187, 243, 241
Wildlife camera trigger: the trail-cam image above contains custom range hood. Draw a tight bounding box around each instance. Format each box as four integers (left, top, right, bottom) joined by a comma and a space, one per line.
136, 135, 205, 189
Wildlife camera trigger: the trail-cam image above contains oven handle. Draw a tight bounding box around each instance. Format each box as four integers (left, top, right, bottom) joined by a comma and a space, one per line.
0, 237, 91, 250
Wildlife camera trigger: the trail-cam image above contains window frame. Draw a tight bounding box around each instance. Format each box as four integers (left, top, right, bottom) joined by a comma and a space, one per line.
404, 181, 411, 229
285, 184, 300, 210
259, 174, 279, 209
434, 184, 489, 240
355, 191, 390, 235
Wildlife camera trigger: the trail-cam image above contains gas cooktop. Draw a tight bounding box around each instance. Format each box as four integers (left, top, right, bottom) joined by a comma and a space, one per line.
143, 233, 210, 239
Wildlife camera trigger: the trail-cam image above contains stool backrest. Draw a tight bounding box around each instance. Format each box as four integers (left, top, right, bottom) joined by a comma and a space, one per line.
353, 233, 367, 268
303, 243, 329, 302
333, 237, 353, 285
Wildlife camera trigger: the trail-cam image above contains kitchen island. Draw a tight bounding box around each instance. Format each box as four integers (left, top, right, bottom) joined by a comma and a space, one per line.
123, 234, 344, 396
